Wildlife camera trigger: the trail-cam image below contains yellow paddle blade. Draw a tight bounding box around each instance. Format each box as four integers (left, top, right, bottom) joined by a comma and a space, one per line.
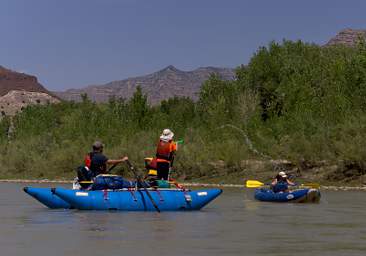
301, 183, 320, 189
246, 180, 265, 188
79, 181, 94, 184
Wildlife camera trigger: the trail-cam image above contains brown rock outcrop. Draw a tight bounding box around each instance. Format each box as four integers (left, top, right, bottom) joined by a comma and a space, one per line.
0, 65, 60, 117
326, 29, 366, 46
0, 90, 60, 116
0, 66, 49, 96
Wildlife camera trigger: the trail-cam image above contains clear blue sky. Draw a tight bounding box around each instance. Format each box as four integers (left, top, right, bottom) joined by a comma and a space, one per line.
1, 0, 366, 91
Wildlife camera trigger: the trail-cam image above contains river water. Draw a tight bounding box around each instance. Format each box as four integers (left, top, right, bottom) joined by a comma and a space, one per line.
0, 182, 365, 256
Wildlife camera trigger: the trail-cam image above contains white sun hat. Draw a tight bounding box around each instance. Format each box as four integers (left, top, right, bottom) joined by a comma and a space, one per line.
160, 129, 174, 141
278, 171, 287, 178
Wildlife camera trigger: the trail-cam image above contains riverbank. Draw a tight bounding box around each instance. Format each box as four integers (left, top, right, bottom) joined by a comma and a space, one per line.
2, 178, 366, 191
1, 158, 366, 189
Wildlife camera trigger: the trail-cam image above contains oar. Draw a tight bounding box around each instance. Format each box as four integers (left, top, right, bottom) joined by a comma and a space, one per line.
299, 183, 320, 189
125, 160, 160, 213
246, 180, 320, 189
108, 163, 118, 172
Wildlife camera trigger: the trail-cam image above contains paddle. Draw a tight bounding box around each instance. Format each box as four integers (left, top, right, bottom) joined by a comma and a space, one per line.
125, 160, 161, 213
246, 180, 266, 188
299, 182, 320, 189
245, 180, 320, 189
108, 163, 118, 172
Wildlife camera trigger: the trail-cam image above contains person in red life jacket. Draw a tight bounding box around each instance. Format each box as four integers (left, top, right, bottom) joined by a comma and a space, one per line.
86, 141, 129, 177
155, 129, 177, 180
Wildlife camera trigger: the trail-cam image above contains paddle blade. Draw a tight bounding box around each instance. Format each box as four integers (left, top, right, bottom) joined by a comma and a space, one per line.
246, 180, 265, 188
301, 183, 320, 189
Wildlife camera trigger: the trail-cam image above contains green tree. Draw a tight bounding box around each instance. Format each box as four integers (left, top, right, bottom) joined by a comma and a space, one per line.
128, 86, 149, 129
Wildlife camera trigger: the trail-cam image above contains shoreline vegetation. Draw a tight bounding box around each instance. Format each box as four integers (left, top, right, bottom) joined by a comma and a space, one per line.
1, 40, 366, 186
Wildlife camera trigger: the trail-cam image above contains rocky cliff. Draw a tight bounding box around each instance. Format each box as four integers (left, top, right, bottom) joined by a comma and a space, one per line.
0, 65, 59, 116
326, 29, 366, 46
0, 66, 50, 96
0, 90, 60, 116
54, 65, 235, 104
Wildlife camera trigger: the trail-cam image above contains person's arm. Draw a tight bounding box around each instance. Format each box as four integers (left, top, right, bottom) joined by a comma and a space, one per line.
171, 141, 177, 152
271, 179, 277, 186
107, 156, 128, 165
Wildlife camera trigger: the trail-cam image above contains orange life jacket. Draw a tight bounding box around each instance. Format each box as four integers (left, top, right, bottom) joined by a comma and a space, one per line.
148, 157, 170, 168
156, 140, 175, 161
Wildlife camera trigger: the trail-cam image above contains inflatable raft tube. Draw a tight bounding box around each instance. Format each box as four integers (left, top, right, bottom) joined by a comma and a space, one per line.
254, 188, 320, 203
53, 187, 222, 211
24, 187, 222, 211
24, 187, 72, 209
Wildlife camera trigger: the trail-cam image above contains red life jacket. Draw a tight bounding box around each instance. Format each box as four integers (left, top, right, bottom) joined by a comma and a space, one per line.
156, 140, 173, 161
84, 152, 93, 168
149, 158, 158, 169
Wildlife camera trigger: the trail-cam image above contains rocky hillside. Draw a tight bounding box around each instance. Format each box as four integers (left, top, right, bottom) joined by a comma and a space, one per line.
0, 90, 60, 116
0, 65, 59, 116
0, 66, 50, 96
326, 29, 366, 46
54, 65, 235, 104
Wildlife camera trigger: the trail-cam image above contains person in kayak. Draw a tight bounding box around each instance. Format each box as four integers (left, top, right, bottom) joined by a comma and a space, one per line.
88, 141, 129, 177
271, 171, 296, 193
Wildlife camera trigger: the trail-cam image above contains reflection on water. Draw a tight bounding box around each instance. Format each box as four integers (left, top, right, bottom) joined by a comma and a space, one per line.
0, 183, 365, 256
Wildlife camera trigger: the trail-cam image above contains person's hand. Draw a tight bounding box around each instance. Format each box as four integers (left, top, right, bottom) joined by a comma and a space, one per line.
121, 156, 128, 162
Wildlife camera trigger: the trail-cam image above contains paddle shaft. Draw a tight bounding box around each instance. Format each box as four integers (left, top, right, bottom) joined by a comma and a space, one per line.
246, 179, 320, 189
125, 160, 160, 213
108, 163, 118, 172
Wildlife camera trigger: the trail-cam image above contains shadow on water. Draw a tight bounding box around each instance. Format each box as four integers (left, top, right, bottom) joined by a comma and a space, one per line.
1, 183, 366, 256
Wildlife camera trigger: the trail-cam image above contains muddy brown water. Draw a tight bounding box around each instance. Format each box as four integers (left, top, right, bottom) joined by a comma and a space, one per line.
1, 182, 365, 256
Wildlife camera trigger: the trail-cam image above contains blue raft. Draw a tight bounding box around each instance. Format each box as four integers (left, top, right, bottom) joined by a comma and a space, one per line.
254, 188, 321, 203
23, 187, 72, 209
24, 187, 222, 211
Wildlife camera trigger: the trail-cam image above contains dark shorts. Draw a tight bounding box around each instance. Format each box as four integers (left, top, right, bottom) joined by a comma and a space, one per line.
157, 161, 170, 180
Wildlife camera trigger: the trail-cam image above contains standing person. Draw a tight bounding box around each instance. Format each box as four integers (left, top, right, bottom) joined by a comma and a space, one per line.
155, 129, 177, 180
271, 171, 296, 193
88, 141, 128, 177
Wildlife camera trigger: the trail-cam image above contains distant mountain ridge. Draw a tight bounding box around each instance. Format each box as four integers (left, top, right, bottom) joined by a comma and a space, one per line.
54, 65, 235, 104
3, 28, 366, 109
